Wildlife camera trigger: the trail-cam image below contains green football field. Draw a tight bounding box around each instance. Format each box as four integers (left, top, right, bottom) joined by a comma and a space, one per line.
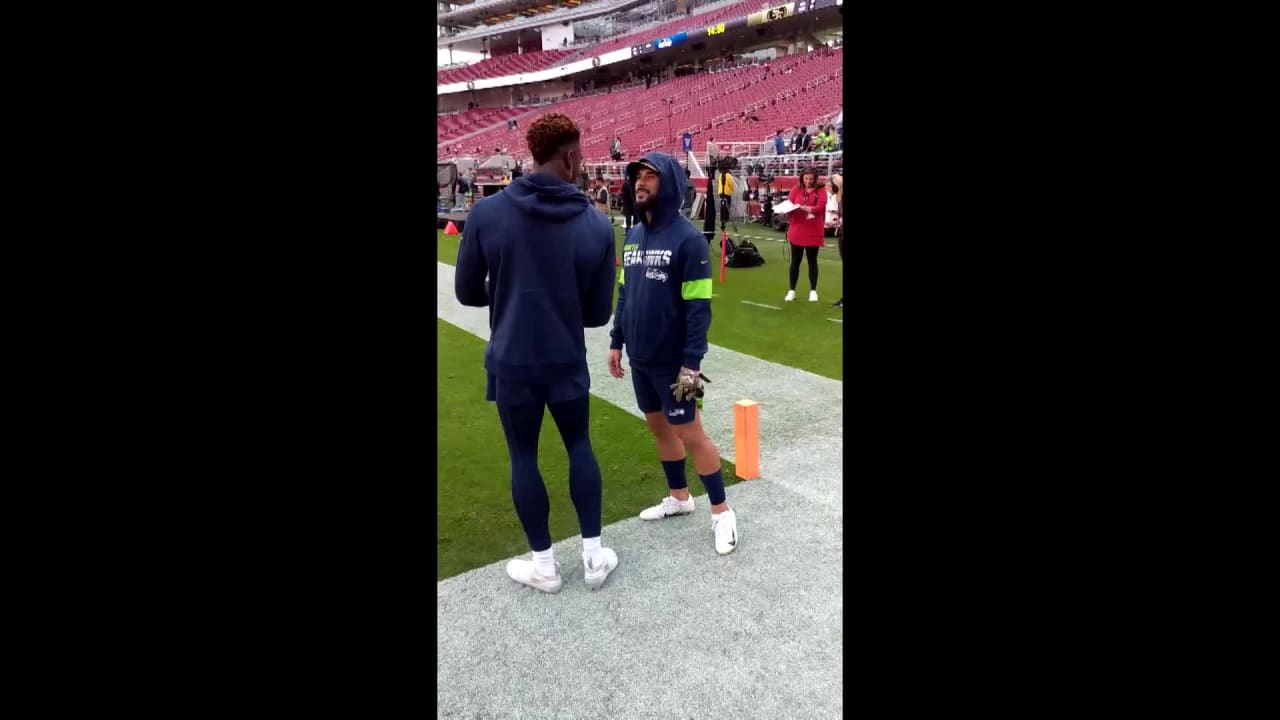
437, 220, 845, 381
437, 221, 842, 580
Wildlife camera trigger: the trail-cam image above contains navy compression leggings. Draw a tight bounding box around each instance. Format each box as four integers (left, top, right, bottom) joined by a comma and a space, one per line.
496, 393, 602, 552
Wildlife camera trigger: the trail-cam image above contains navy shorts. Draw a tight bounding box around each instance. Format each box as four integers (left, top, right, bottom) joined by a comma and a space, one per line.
631, 365, 697, 425
486, 373, 588, 407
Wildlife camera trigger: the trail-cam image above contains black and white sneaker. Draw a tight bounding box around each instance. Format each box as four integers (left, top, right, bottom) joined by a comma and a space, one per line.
712, 509, 738, 555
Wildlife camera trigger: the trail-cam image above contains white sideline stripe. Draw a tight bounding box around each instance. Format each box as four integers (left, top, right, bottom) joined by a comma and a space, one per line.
436, 261, 841, 511
827, 317, 843, 323
740, 300, 782, 310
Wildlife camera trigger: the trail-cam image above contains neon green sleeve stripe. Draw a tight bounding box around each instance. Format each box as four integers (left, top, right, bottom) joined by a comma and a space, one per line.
682, 278, 712, 300
618, 267, 625, 285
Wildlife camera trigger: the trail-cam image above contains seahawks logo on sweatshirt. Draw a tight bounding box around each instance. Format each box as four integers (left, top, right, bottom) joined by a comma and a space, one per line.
621, 244, 674, 268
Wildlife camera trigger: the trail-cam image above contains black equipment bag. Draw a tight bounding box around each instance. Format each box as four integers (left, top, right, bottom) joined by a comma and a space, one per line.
725, 237, 765, 268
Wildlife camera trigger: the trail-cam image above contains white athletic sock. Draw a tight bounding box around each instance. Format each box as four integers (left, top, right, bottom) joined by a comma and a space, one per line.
532, 548, 556, 577
582, 536, 602, 565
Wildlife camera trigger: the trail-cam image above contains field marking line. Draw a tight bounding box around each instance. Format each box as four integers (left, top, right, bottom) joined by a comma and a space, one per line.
827, 317, 842, 323
739, 300, 782, 310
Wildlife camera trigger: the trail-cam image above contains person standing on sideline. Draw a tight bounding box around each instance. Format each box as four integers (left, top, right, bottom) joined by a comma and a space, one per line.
455, 113, 620, 593
783, 166, 828, 302
790, 126, 804, 153
773, 129, 786, 156
621, 164, 637, 230
682, 167, 696, 217
702, 163, 717, 244
715, 165, 736, 233
592, 176, 611, 222
607, 152, 739, 555
828, 173, 843, 308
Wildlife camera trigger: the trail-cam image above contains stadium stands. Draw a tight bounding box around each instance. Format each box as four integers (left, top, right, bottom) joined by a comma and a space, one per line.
438, 106, 530, 143
439, 48, 842, 163
438, 49, 577, 84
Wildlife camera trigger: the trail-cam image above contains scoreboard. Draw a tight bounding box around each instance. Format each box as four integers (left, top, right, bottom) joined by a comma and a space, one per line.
634, 0, 839, 54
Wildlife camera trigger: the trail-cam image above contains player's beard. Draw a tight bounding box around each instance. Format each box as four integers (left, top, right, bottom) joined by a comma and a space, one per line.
634, 191, 657, 215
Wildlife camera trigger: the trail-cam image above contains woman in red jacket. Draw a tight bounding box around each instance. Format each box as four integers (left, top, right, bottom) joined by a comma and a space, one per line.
784, 166, 828, 302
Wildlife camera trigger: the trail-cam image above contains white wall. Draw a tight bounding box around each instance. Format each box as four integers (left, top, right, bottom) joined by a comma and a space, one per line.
540, 22, 575, 51
438, 47, 485, 67
437, 86, 516, 112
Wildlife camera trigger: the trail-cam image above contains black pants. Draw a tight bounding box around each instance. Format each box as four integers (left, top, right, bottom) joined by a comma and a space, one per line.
789, 244, 820, 291
719, 196, 732, 228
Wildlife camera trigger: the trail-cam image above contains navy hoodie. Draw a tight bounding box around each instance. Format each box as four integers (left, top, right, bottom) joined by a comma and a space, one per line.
455, 172, 616, 386
609, 152, 712, 371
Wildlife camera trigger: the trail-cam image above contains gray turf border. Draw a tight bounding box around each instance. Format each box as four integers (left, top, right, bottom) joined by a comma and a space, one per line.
437, 262, 842, 719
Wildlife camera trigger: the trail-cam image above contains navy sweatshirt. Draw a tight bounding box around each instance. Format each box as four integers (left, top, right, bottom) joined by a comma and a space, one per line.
609, 152, 713, 371
455, 172, 616, 385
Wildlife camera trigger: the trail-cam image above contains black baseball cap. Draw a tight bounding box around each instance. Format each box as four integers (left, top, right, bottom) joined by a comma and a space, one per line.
626, 157, 660, 179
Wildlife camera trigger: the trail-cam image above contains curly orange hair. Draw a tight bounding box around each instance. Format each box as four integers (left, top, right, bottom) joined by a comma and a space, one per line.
526, 113, 581, 164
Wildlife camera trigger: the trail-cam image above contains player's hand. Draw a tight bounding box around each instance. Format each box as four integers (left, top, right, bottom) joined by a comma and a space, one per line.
607, 349, 626, 379
670, 367, 712, 401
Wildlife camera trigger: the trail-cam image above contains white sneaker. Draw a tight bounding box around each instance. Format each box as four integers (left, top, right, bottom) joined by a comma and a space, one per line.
639, 495, 696, 520
712, 509, 739, 555
784, 290, 797, 302
584, 548, 619, 590
809, 290, 819, 302
506, 558, 562, 593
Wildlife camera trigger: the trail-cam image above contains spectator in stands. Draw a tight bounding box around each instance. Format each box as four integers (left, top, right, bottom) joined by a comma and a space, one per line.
814, 126, 831, 153
610, 136, 623, 162
774, 130, 786, 156
783, 166, 827, 303
454, 112, 618, 593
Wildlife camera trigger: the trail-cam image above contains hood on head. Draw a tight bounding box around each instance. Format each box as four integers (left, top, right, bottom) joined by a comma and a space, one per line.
501, 173, 591, 221
626, 152, 686, 229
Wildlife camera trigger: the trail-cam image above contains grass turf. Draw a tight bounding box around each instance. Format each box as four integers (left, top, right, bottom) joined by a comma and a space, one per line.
437, 220, 844, 380
437, 319, 739, 580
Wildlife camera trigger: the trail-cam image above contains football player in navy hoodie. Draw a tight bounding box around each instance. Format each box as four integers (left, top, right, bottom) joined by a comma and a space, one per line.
455, 114, 620, 593
607, 152, 739, 555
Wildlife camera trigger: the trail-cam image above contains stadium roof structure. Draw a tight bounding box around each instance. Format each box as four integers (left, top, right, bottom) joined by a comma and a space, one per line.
438, 0, 842, 93
438, 0, 593, 25
438, 0, 648, 47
